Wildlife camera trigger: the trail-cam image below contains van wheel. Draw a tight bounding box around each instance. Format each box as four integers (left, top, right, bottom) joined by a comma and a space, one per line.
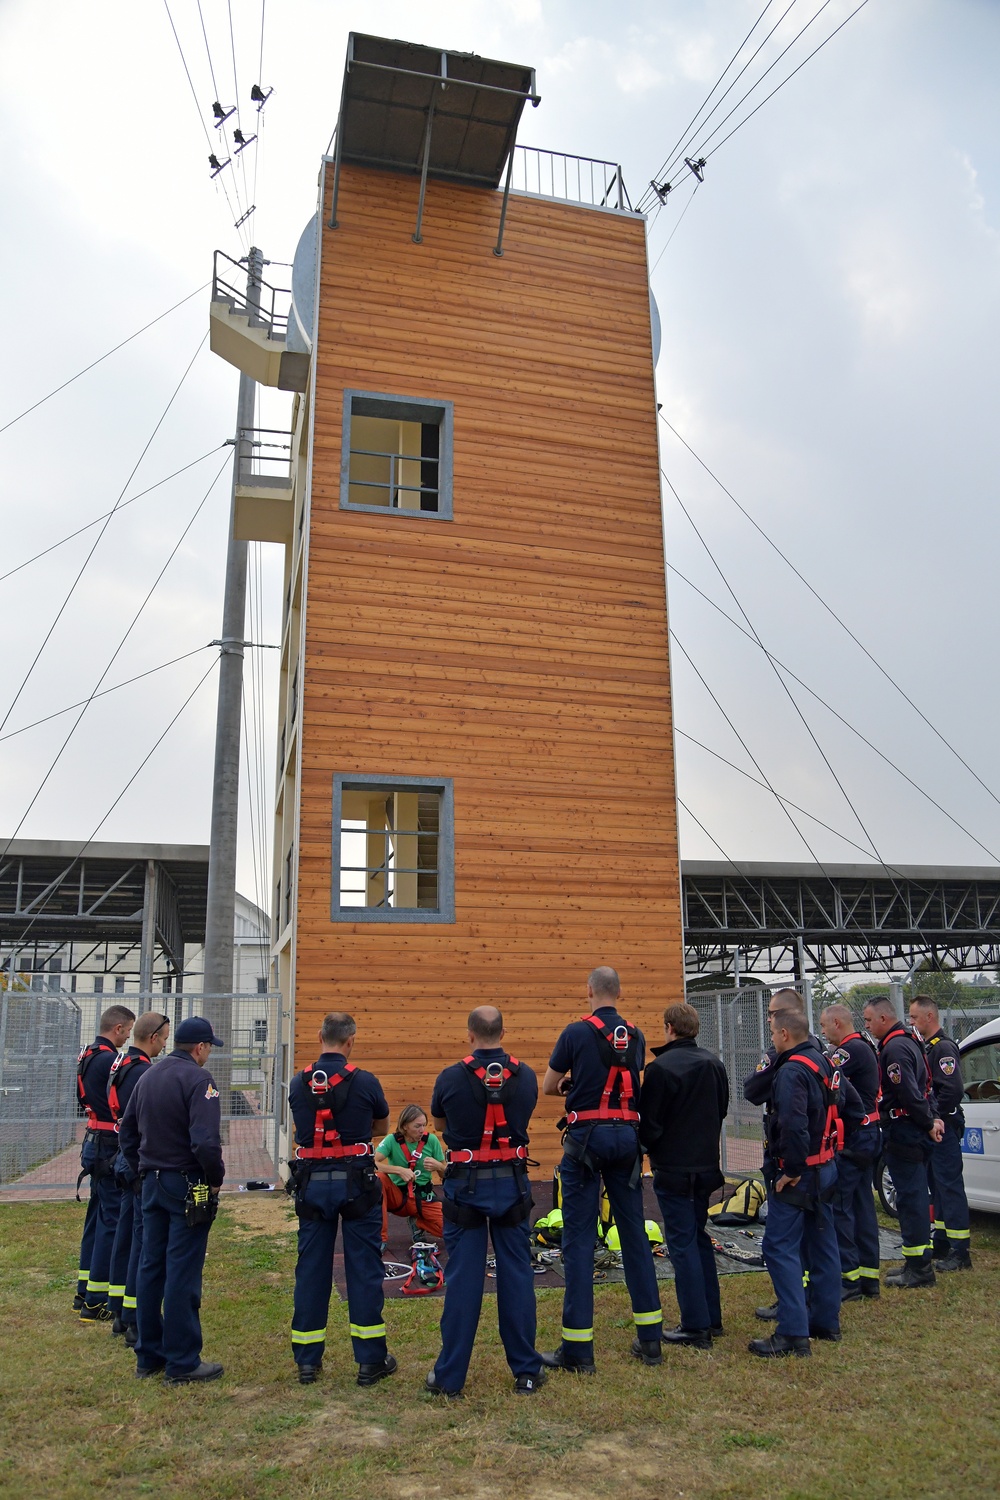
876, 1157, 898, 1218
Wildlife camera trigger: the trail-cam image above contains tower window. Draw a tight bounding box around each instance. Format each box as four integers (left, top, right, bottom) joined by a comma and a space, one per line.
341, 391, 453, 520
331, 774, 455, 924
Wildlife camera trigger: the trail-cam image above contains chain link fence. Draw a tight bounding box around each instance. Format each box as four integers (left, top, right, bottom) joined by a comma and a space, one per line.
0, 990, 283, 1196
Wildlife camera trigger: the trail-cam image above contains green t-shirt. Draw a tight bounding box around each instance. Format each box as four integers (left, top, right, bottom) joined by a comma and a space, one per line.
376, 1131, 445, 1189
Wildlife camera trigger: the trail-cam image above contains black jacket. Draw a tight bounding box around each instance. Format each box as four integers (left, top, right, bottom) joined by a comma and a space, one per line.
878, 1025, 936, 1133
119, 1049, 225, 1188
924, 1030, 964, 1118
639, 1037, 729, 1174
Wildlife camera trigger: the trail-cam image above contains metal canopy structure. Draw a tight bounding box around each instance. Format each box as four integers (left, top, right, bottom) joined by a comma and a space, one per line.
0, 840, 209, 986
681, 860, 1000, 976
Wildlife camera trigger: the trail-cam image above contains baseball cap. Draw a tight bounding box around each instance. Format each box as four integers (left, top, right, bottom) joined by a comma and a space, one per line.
175, 1016, 224, 1047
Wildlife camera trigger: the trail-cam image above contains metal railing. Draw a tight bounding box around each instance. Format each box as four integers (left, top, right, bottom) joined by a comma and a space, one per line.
237, 427, 294, 490
0, 991, 283, 1194
512, 146, 631, 210
212, 250, 290, 341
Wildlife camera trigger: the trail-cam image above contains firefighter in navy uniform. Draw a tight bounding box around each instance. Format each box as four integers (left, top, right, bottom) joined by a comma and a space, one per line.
428, 1006, 543, 1397
541, 967, 662, 1373
863, 997, 944, 1289
749, 1003, 844, 1358
106, 1012, 170, 1341
909, 995, 972, 1271
287, 1011, 395, 1388
75, 1004, 135, 1320
820, 1003, 882, 1301
118, 1015, 226, 1384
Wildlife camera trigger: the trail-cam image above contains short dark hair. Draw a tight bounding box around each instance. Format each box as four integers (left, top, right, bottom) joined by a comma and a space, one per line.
468, 1006, 503, 1042
863, 996, 895, 1021
771, 1008, 809, 1041
100, 1004, 136, 1031
133, 1012, 169, 1045
769, 988, 805, 1012
588, 966, 620, 1000
909, 993, 939, 1018
663, 1002, 699, 1038
321, 1012, 357, 1048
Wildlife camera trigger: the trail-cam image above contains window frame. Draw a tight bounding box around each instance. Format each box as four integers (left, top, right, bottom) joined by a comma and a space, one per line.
340, 390, 454, 521
330, 772, 455, 924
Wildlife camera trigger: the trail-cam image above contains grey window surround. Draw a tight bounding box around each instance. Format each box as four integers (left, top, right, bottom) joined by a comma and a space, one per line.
331, 772, 455, 924
340, 389, 454, 521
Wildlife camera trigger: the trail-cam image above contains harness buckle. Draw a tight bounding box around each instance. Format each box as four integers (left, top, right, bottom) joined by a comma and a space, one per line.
449, 1149, 474, 1164
484, 1062, 505, 1089
308, 1069, 329, 1096
612, 1025, 629, 1052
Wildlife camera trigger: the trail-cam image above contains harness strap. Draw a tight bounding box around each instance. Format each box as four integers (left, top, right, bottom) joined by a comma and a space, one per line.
77, 1040, 118, 1131
107, 1052, 146, 1123
566, 1016, 640, 1125
787, 1052, 844, 1167
458, 1054, 525, 1162
294, 1063, 374, 1161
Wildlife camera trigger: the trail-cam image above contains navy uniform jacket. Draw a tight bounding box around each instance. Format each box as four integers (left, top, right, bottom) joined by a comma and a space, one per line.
289, 1052, 389, 1152
767, 1037, 838, 1178
118, 1049, 225, 1188
878, 1024, 936, 1132
78, 1037, 118, 1128
743, 1034, 825, 1107
639, 1037, 729, 1174
108, 1046, 151, 1119
431, 1048, 538, 1154
826, 1032, 880, 1128
924, 1030, 964, 1122
548, 1006, 645, 1117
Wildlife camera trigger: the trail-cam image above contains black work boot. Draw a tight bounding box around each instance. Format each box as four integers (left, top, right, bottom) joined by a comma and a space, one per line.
79, 1303, 114, 1323
630, 1336, 664, 1364
539, 1347, 596, 1375
357, 1353, 397, 1387
884, 1261, 936, 1289
748, 1333, 811, 1359
661, 1326, 712, 1351
934, 1249, 973, 1272
514, 1370, 546, 1395
298, 1363, 321, 1385
754, 1300, 780, 1321
163, 1361, 224, 1385
840, 1279, 864, 1303
124, 1324, 138, 1347
859, 1279, 881, 1299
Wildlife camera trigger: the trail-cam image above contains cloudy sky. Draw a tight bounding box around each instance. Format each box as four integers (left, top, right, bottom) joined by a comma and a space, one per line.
1, 0, 998, 923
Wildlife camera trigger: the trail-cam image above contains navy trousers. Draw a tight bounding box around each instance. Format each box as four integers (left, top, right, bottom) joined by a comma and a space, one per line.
78, 1136, 122, 1308
653, 1176, 721, 1332
136, 1171, 212, 1377
108, 1153, 135, 1319
291, 1170, 386, 1370
762, 1163, 841, 1339
885, 1122, 933, 1267
832, 1127, 881, 1286
123, 1187, 144, 1329
930, 1122, 970, 1256
558, 1124, 662, 1364
433, 1167, 539, 1393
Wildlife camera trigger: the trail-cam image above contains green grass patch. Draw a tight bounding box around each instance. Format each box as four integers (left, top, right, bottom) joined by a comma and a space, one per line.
0, 1194, 998, 1498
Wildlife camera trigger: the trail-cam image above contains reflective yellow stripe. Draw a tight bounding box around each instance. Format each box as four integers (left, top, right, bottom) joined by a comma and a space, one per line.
932, 1219, 946, 1231
291, 1328, 327, 1345
78, 1268, 89, 1280
108, 1284, 125, 1298
86, 1280, 109, 1293
349, 1323, 386, 1340
561, 1326, 593, 1342
633, 1310, 662, 1326
947, 1229, 971, 1241
842, 1268, 860, 1282
901, 1244, 930, 1257
123, 1296, 137, 1310
858, 1267, 880, 1279
801, 1270, 810, 1286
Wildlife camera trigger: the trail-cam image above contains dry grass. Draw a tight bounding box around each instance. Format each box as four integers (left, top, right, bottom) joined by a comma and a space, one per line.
1, 1196, 998, 1499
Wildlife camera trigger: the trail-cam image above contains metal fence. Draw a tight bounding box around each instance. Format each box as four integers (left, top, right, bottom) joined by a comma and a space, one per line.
512, 145, 629, 209
0, 991, 283, 1196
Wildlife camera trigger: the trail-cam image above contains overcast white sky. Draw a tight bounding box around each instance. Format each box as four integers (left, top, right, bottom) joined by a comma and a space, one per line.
1, 0, 999, 919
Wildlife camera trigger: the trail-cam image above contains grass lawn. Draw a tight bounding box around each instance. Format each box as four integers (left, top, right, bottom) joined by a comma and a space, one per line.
1, 1194, 998, 1500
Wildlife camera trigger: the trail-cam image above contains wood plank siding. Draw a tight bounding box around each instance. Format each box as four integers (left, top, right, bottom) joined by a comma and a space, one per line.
293, 163, 684, 1167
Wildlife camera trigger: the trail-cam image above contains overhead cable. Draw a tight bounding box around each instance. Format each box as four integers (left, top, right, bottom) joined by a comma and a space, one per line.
0, 445, 228, 586
658, 409, 1000, 809
666, 561, 1000, 864
0, 333, 208, 739
677, 796, 745, 869
0, 451, 230, 862
0, 284, 208, 438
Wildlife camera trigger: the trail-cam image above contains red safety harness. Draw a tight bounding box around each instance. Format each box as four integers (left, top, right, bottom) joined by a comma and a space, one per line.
76, 1040, 118, 1132
839, 1032, 882, 1126
294, 1063, 374, 1161
565, 1015, 640, 1125
787, 1052, 844, 1166
448, 1056, 528, 1165
107, 1051, 148, 1123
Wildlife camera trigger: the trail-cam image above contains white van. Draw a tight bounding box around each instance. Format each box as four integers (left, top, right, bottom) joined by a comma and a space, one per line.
957, 1013, 1000, 1212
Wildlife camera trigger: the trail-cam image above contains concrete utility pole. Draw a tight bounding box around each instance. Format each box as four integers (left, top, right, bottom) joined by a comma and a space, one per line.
203, 247, 263, 1035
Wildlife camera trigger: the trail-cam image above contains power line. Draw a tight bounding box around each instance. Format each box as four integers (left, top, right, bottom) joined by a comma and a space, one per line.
0, 451, 231, 863
677, 796, 744, 869
666, 561, 1000, 864
226, 0, 255, 232
649, 180, 701, 274
0, 647, 214, 744
658, 410, 1000, 810
196, 0, 222, 102
0, 446, 227, 587
5, 657, 220, 960
0, 333, 208, 739
0, 284, 208, 438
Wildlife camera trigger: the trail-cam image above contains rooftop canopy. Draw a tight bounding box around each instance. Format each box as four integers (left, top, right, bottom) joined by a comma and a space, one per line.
336, 32, 538, 189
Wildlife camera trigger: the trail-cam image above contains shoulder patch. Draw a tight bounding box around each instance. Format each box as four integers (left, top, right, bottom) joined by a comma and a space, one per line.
886, 1062, 902, 1086
939, 1057, 956, 1077
829, 1048, 849, 1067
205, 1083, 220, 1099
755, 1055, 772, 1073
